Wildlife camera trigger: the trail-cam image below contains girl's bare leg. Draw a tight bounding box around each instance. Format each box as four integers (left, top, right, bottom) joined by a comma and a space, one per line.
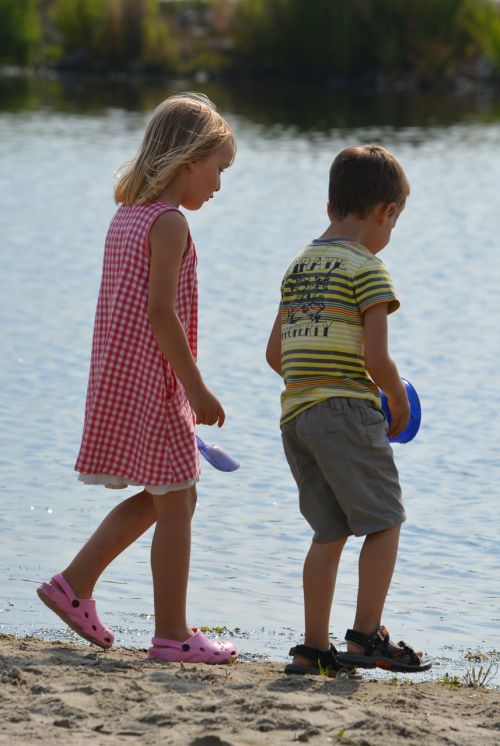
60, 490, 156, 598
150, 486, 197, 642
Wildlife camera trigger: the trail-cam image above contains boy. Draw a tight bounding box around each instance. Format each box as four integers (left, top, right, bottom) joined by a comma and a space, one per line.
266, 145, 431, 675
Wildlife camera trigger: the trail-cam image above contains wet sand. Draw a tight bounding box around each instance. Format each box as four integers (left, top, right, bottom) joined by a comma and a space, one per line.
0, 634, 499, 745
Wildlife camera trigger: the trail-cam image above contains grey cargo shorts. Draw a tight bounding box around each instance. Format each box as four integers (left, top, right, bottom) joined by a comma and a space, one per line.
281, 397, 406, 542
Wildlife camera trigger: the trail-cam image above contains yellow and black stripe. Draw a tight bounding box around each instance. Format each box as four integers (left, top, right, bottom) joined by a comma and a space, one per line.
280, 239, 399, 425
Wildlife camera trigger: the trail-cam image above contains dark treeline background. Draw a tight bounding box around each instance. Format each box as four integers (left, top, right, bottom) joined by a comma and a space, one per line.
2, 0, 500, 84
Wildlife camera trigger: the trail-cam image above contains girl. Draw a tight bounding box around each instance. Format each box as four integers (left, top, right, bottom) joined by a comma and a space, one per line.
37, 93, 238, 664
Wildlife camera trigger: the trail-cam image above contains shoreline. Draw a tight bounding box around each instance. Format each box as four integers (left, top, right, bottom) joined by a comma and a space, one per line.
1, 64, 499, 94
1, 634, 499, 745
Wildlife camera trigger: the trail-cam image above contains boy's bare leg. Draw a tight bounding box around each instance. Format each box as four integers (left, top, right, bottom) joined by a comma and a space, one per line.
59, 490, 157, 598
151, 486, 197, 642
294, 537, 347, 667
349, 524, 400, 651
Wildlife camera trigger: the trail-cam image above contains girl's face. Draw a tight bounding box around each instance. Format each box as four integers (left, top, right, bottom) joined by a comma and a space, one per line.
182, 139, 235, 210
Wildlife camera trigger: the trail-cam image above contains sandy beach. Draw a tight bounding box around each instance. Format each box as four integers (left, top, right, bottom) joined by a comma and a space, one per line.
0, 634, 498, 745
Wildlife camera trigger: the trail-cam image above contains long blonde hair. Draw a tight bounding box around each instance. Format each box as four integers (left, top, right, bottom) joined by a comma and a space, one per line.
114, 93, 235, 205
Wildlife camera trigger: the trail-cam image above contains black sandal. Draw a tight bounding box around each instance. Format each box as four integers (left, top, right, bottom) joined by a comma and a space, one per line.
336, 626, 432, 673
284, 643, 341, 677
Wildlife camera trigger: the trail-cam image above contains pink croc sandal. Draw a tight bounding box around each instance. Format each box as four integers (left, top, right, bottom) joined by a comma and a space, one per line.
148, 627, 237, 664
36, 573, 114, 649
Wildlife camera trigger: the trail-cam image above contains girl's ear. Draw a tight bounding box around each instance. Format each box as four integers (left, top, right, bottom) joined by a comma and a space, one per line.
185, 161, 197, 174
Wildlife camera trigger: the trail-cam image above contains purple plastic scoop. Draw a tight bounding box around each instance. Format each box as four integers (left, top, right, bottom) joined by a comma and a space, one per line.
196, 435, 240, 472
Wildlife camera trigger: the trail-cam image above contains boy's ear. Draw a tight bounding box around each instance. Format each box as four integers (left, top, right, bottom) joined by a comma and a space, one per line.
385, 201, 398, 221
375, 201, 397, 223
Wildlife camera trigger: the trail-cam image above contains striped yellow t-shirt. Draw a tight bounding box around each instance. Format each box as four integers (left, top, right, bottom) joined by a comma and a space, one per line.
280, 238, 399, 425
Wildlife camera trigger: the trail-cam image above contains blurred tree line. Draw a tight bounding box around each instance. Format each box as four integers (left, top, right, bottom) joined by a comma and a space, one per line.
232, 0, 500, 81
1, 0, 500, 81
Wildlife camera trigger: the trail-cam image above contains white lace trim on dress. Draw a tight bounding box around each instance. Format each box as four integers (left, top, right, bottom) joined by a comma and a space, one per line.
78, 473, 197, 494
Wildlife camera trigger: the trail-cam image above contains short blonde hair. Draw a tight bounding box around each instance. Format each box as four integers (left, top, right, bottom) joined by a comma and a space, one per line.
115, 92, 235, 205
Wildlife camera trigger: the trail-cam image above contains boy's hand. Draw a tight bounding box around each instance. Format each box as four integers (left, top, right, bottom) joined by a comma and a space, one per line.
386, 388, 410, 438
363, 303, 410, 437
188, 383, 225, 427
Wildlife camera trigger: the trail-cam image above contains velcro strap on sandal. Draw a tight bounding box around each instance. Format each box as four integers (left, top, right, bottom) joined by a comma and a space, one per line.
345, 626, 391, 653
289, 644, 339, 668
345, 629, 371, 649
288, 645, 319, 662
397, 640, 419, 664
378, 626, 390, 641
317, 646, 339, 669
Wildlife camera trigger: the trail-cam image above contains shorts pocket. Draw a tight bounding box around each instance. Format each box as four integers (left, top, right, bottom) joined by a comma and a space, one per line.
296, 400, 345, 436
361, 406, 388, 445
362, 406, 386, 426
281, 430, 303, 487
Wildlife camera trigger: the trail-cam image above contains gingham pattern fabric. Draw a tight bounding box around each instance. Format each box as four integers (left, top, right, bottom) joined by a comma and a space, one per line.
75, 202, 200, 485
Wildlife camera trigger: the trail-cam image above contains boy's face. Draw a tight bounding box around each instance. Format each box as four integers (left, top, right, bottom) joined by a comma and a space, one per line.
368, 202, 401, 253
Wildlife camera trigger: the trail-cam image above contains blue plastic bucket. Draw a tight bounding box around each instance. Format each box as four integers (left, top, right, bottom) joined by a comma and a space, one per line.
379, 378, 421, 444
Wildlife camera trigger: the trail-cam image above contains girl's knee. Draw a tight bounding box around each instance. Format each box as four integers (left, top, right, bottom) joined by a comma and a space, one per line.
152, 486, 197, 519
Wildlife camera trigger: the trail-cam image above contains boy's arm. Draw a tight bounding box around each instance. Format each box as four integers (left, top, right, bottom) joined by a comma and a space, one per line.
266, 311, 282, 376
363, 302, 409, 438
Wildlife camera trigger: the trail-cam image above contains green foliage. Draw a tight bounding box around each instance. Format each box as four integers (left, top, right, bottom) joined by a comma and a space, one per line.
366, 0, 473, 76
0, 0, 41, 64
199, 625, 241, 635
438, 662, 498, 689
437, 672, 462, 688
458, 0, 500, 70
462, 663, 498, 688
464, 649, 489, 662
316, 658, 328, 676
51, 0, 179, 71
232, 0, 500, 80
2, 0, 500, 79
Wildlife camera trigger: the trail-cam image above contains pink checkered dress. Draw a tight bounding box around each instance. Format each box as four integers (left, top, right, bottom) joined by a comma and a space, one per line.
75, 202, 200, 485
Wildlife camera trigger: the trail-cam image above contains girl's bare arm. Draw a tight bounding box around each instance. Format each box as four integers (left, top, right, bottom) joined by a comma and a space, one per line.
148, 210, 224, 426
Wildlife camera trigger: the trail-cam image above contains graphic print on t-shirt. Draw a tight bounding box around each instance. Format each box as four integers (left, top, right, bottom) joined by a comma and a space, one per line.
283, 256, 345, 331
279, 239, 399, 425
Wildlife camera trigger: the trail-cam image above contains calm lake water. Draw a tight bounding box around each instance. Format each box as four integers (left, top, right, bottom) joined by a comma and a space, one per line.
1, 75, 499, 684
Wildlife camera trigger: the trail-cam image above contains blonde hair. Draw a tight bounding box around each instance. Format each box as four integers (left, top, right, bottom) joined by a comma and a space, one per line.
114, 92, 236, 205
